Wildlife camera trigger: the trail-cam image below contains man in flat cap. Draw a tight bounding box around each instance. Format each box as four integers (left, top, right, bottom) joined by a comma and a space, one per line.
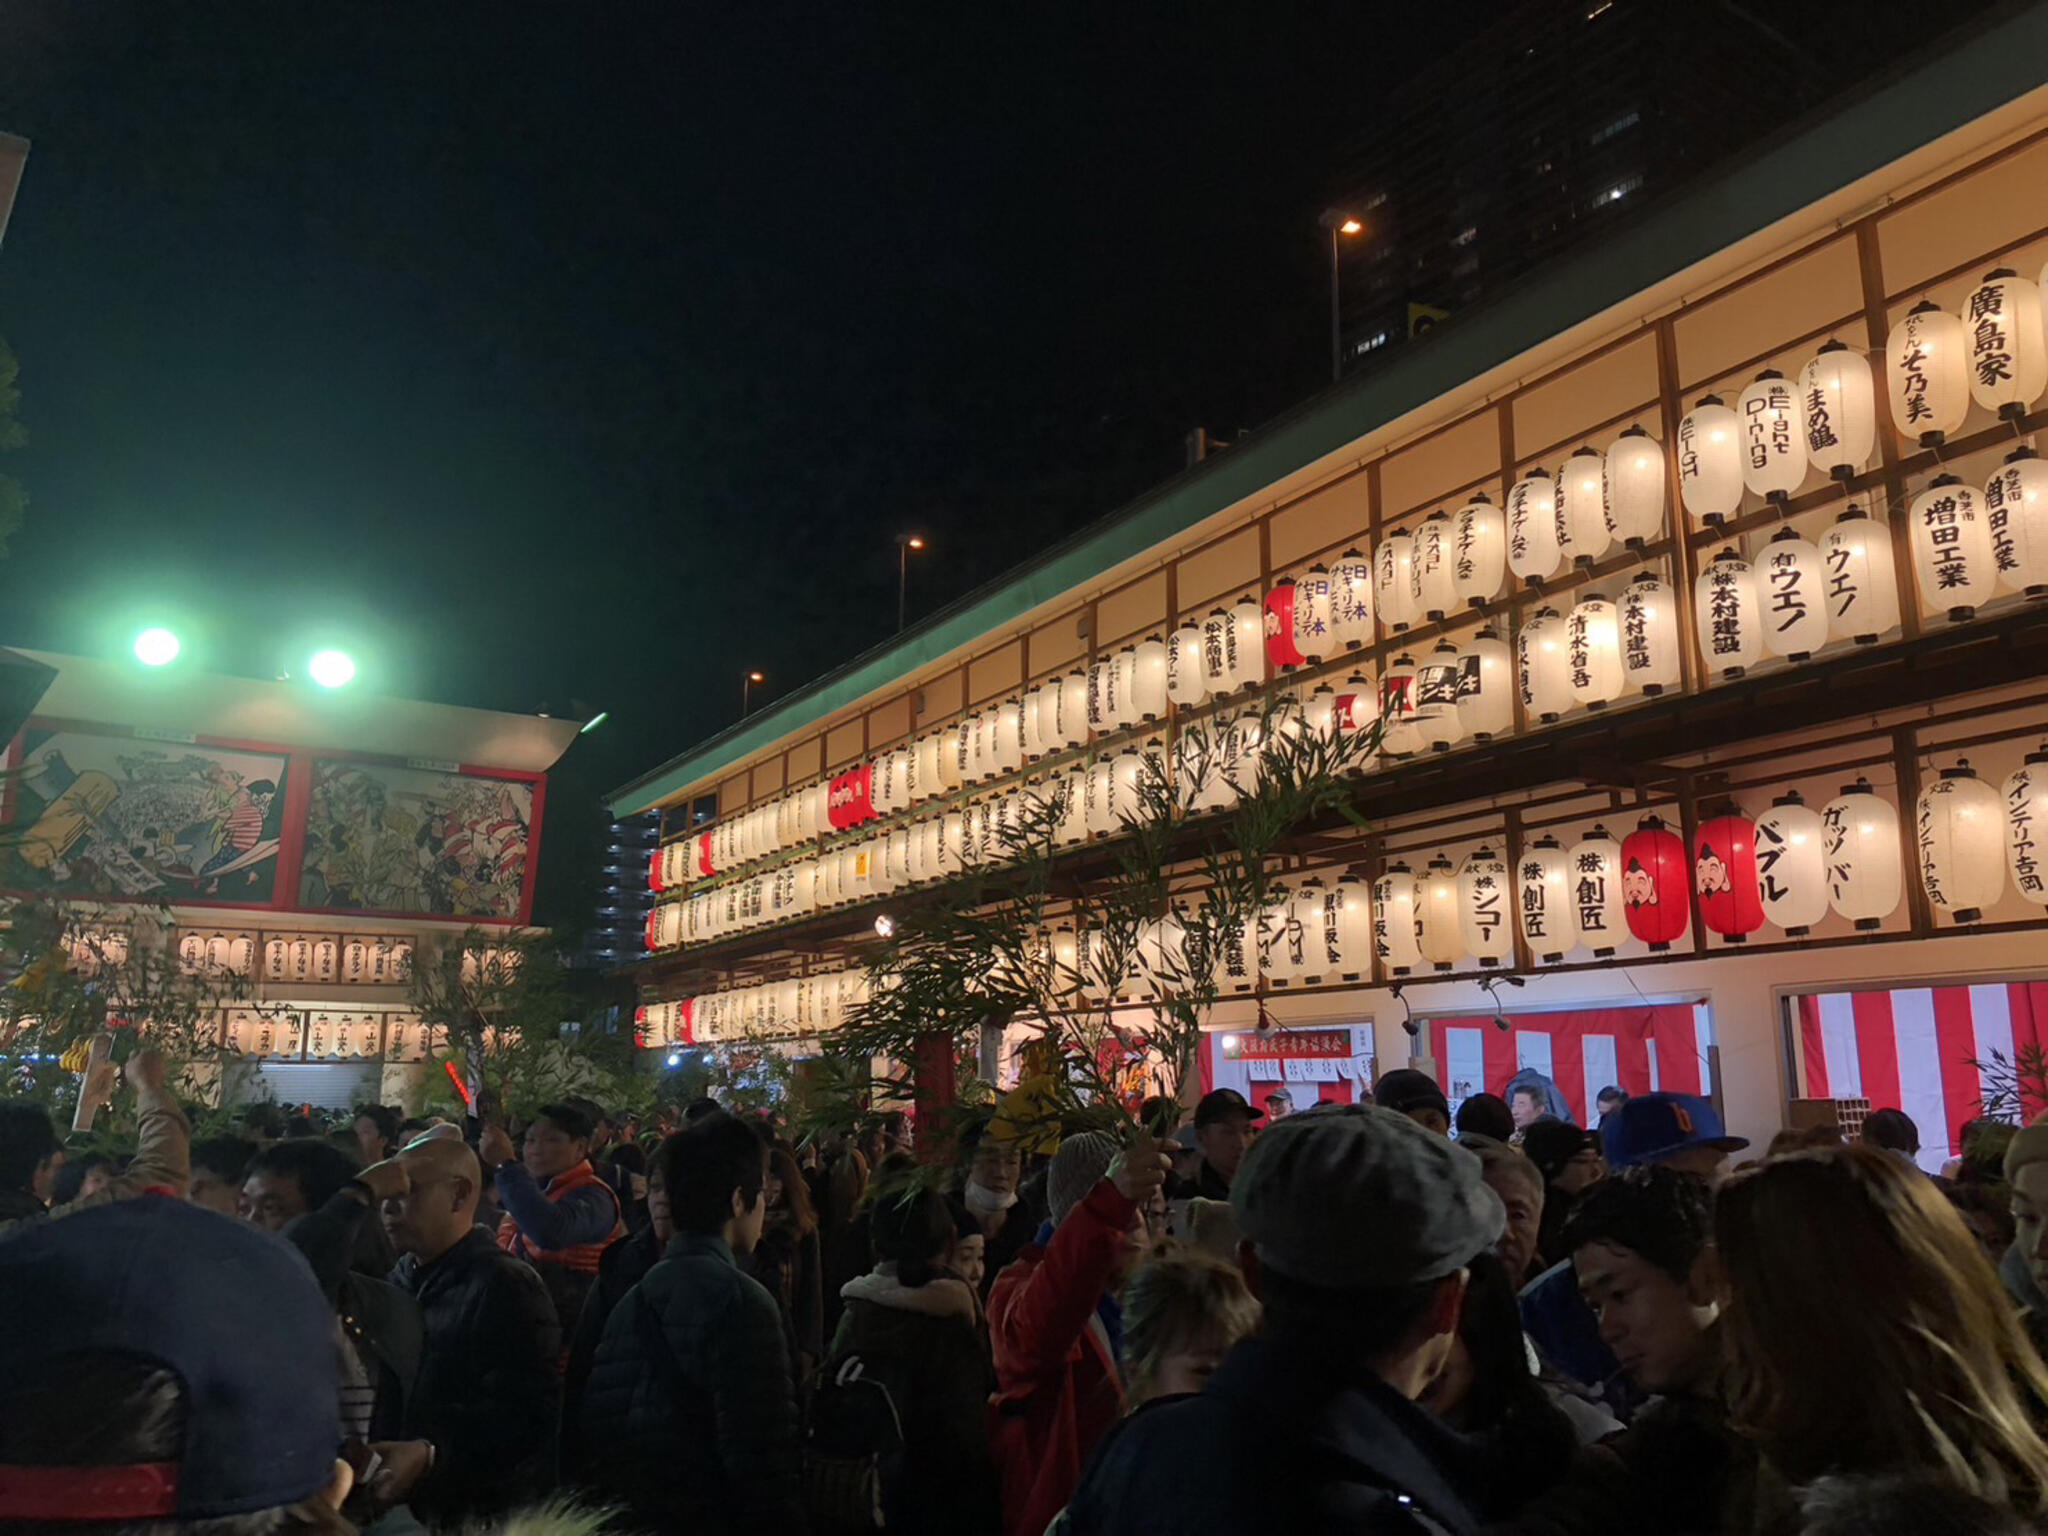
1065, 1104, 1505, 1534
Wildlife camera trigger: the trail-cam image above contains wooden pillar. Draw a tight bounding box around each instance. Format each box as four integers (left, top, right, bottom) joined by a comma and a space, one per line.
910, 1028, 958, 1164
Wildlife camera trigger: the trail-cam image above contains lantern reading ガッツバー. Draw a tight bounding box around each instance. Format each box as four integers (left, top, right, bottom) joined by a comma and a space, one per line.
1909, 475, 1996, 622
1695, 548, 1763, 679
1606, 426, 1665, 549
1621, 815, 1690, 951
1887, 301, 1970, 447
1508, 470, 1562, 586
1823, 777, 1902, 930
1558, 448, 1611, 567
1987, 448, 2048, 600
1801, 340, 1876, 481
1458, 847, 1513, 967
1517, 606, 1573, 723
1619, 573, 1681, 695
1517, 834, 1572, 963
1917, 761, 2005, 924
1754, 791, 1829, 936
1569, 825, 1628, 957
1963, 269, 2048, 420
1759, 528, 1829, 663
1452, 495, 1506, 609
1677, 395, 1743, 527
1820, 507, 1901, 645
2005, 744, 2048, 906
1694, 810, 1764, 943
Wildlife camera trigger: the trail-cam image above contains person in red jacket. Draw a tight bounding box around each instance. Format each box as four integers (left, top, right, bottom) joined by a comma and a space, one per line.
987, 1127, 1169, 1536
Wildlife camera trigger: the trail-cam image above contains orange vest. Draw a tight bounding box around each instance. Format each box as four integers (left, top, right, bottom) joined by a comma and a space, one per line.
496, 1159, 624, 1275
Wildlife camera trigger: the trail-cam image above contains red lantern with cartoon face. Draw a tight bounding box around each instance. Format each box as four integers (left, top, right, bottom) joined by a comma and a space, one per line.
1264, 580, 1305, 671
1694, 811, 1764, 942
1621, 815, 1690, 951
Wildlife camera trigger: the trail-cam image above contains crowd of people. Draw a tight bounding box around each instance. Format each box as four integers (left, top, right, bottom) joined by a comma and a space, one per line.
6, 1054, 2048, 1534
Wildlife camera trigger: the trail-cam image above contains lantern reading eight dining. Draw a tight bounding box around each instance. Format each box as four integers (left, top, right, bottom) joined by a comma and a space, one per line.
1917, 761, 2005, 924
1677, 395, 1744, 526
1753, 790, 1829, 936
1605, 426, 1665, 549
1887, 300, 1970, 447
1621, 814, 1690, 951
1739, 370, 1804, 503
1819, 506, 1901, 645
1909, 475, 1996, 622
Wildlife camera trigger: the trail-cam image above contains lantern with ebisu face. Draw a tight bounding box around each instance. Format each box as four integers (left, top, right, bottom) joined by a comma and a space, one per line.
1621, 814, 1690, 951
1694, 808, 1764, 943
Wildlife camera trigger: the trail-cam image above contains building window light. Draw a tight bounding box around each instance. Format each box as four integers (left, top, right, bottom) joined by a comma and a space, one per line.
1451, 225, 1478, 248
1586, 0, 1612, 16
1593, 175, 1643, 207
1356, 330, 1392, 354
1589, 110, 1639, 145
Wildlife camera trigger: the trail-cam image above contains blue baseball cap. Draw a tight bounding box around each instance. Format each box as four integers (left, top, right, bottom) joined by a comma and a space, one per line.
0, 1198, 340, 1521
1600, 1091, 1748, 1168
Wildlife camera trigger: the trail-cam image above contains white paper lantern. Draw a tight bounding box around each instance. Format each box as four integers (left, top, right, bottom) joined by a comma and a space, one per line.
1450, 495, 1506, 610
1507, 470, 1562, 586
1918, 761, 2006, 923
1304, 682, 1338, 740
1558, 447, 1611, 567
1677, 395, 1743, 526
1754, 791, 1829, 935
1988, 449, 2048, 600
1260, 884, 1309, 983
1886, 300, 1971, 447
1113, 649, 1142, 731
1056, 766, 1088, 848
1568, 825, 1628, 956
1823, 777, 1903, 930
1374, 862, 1423, 976
1455, 629, 1514, 741
1605, 427, 1665, 549
1110, 747, 1148, 830
1088, 655, 1116, 736
1801, 340, 1876, 481
1619, 573, 1681, 695
1058, 670, 1090, 747
1909, 475, 1997, 621
1200, 608, 1233, 694
1380, 653, 1423, 757
1964, 268, 2048, 419
1757, 529, 1830, 662
1132, 635, 1169, 720
2004, 746, 2048, 905
1326, 875, 1375, 982
1418, 855, 1463, 971
1230, 594, 1266, 692
995, 698, 1025, 775
1516, 834, 1572, 962
1083, 755, 1116, 840
1330, 548, 1376, 649
1819, 506, 1902, 645
1458, 847, 1512, 967
1338, 669, 1380, 742
1292, 565, 1334, 663
1376, 530, 1416, 633
1415, 641, 1465, 753
1566, 594, 1624, 710
1167, 620, 1207, 708
1517, 606, 1572, 723
1694, 548, 1763, 679
1411, 512, 1458, 620
1739, 370, 1804, 502
1022, 683, 1047, 761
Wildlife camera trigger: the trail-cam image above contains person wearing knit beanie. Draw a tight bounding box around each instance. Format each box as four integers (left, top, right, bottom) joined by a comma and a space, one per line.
1047, 1131, 1121, 1227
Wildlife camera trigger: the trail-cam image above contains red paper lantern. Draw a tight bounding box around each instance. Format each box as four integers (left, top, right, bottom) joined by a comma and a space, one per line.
697, 830, 715, 878
1264, 580, 1305, 671
649, 849, 665, 893
1621, 815, 1690, 951
678, 998, 695, 1046
633, 1005, 650, 1050
1694, 811, 1764, 943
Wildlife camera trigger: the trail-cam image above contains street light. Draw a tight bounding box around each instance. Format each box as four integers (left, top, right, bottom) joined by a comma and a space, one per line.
307, 649, 357, 689
895, 534, 927, 633
742, 670, 765, 715
1319, 209, 1366, 383
133, 627, 181, 668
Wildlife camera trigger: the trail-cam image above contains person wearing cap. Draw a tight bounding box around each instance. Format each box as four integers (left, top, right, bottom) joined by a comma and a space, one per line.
1521, 1119, 1606, 1272
480, 1101, 626, 1350
1600, 1091, 1748, 1179
1374, 1068, 1452, 1137
1175, 1088, 1263, 1200
1065, 1104, 1508, 1534
1454, 1091, 1517, 1144
988, 1128, 1170, 1536
1263, 1086, 1295, 1121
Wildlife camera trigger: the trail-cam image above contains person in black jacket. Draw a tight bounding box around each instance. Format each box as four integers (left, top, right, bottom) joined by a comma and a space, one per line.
370, 1133, 561, 1525
581, 1111, 805, 1534
747, 1142, 826, 1384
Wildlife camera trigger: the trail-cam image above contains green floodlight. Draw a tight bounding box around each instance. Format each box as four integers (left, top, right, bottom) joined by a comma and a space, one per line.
308, 648, 357, 688
579, 710, 610, 735
133, 627, 181, 667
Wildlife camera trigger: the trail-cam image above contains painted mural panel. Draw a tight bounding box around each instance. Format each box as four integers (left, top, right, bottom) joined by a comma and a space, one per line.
301, 760, 533, 920
3, 731, 287, 903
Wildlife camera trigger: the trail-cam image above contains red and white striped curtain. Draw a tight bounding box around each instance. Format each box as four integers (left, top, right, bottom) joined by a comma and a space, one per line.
1430, 1005, 1709, 1127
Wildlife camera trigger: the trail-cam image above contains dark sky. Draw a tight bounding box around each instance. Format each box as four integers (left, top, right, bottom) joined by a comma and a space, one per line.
0, 3, 1491, 915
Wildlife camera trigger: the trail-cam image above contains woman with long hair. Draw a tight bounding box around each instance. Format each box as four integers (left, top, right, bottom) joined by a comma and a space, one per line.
745, 1143, 824, 1381
1716, 1144, 2048, 1518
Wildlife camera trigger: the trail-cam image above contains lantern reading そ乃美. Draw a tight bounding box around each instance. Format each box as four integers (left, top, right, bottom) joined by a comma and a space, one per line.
1886, 301, 1969, 447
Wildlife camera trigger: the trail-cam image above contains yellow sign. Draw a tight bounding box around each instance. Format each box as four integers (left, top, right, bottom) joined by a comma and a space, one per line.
1408, 303, 1450, 336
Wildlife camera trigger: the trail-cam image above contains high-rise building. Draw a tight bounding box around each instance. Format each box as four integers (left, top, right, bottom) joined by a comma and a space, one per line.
579, 810, 661, 969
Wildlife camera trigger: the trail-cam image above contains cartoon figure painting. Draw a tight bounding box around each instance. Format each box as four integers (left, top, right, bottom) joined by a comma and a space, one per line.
2, 731, 287, 902
300, 759, 533, 920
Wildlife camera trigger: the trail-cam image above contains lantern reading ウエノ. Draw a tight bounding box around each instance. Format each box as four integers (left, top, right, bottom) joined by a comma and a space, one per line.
1909, 475, 1996, 622
1558, 448, 1610, 567
1569, 825, 1627, 957
1887, 301, 1970, 447
1621, 815, 1689, 951
1677, 395, 1744, 527
1823, 777, 1903, 930
1694, 810, 1764, 943
1800, 340, 1875, 481
1412, 511, 1458, 621
1452, 495, 1506, 609
1458, 847, 1512, 967
1695, 548, 1763, 679
1759, 528, 1829, 663
1964, 268, 2048, 420
1820, 506, 1902, 645
2006, 744, 2048, 906
1517, 607, 1572, 724
1987, 448, 2048, 600
1754, 791, 1829, 936
1566, 594, 1623, 711
1517, 834, 1572, 963
1606, 426, 1665, 549
1917, 761, 2005, 924
1619, 573, 1681, 695
1374, 862, 1423, 976
1508, 470, 1562, 586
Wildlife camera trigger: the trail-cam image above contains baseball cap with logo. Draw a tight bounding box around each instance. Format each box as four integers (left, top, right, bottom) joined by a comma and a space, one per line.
1601, 1091, 1748, 1169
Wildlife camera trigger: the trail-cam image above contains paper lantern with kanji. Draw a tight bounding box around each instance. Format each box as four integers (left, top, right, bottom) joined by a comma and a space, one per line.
1259, 884, 1309, 983
1508, 470, 1562, 586
1455, 629, 1514, 741
1292, 564, 1334, 663
1917, 761, 2005, 923
1566, 594, 1623, 710
1376, 530, 1416, 633
1517, 606, 1572, 723
1452, 496, 1506, 609
1416, 641, 1465, 754
1758, 528, 1830, 662
1678, 395, 1743, 526
1200, 608, 1233, 696
1988, 448, 2048, 600
1909, 475, 1996, 621
1374, 862, 1423, 975
1330, 548, 1375, 649
1753, 791, 1828, 936
1167, 620, 1206, 707
1801, 340, 1876, 481
1819, 507, 1901, 645
1887, 300, 1970, 447
1458, 847, 1513, 967
1694, 810, 1764, 943
1964, 268, 2048, 419
1338, 669, 1380, 741
1412, 512, 1458, 620
1694, 548, 1763, 679
1823, 777, 1903, 929
2005, 745, 2048, 906
1379, 654, 1423, 757
1325, 875, 1375, 981
995, 698, 1026, 773
1303, 682, 1338, 740
1739, 371, 1804, 502
1418, 855, 1464, 971
1621, 815, 1689, 951
1083, 755, 1116, 840
1619, 573, 1681, 695
1056, 767, 1089, 847
1286, 879, 1335, 982
1231, 594, 1267, 693
1131, 634, 1169, 721
1021, 681, 1047, 761
1559, 447, 1611, 567
1058, 670, 1090, 748
1517, 834, 1572, 962
1264, 579, 1305, 671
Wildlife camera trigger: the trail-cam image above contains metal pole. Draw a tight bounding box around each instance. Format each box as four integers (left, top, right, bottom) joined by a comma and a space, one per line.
742, 676, 753, 715
898, 542, 909, 633
1329, 226, 1342, 383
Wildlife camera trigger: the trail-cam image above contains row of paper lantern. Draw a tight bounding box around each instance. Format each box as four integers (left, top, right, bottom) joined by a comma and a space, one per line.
637, 968, 872, 1048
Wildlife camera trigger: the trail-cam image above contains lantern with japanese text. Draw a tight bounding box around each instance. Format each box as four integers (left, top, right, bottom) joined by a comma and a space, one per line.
1678, 395, 1744, 527
1231, 594, 1266, 692
1964, 269, 2048, 419
1260, 884, 1309, 983
1379, 655, 1423, 757
1517, 606, 1572, 724
1052, 670, 1085, 749
1507, 470, 1561, 586
1112, 746, 1149, 830
1132, 634, 1169, 720
1695, 548, 1763, 679
1823, 777, 1903, 929
1458, 847, 1512, 967
1566, 594, 1624, 710
1801, 340, 1876, 480
1517, 834, 1572, 963
1056, 767, 1089, 848
1819, 506, 1901, 645
1022, 682, 1048, 760
1200, 608, 1233, 695
1088, 655, 1116, 735
1451, 495, 1506, 609
1909, 475, 1996, 621
1917, 761, 2005, 923
1569, 825, 1627, 956
1265, 579, 1305, 671
1416, 641, 1465, 754
1083, 755, 1116, 840
1619, 573, 1681, 695
1621, 815, 1689, 951
1115, 649, 1143, 730
1988, 448, 2048, 599
1758, 528, 1829, 662
1754, 791, 1829, 936
995, 697, 1026, 773
1331, 548, 1375, 648
1694, 809, 1764, 943
1455, 629, 1514, 741
2005, 745, 2048, 905
1559, 447, 1611, 567
1168, 620, 1206, 707
1325, 876, 1375, 981
1304, 682, 1338, 740
1374, 862, 1423, 976
1605, 426, 1665, 549
1376, 530, 1416, 633
1887, 301, 1970, 447
1338, 670, 1380, 741
1739, 370, 1804, 503
1412, 511, 1458, 620
1418, 855, 1463, 971
1287, 564, 1332, 665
